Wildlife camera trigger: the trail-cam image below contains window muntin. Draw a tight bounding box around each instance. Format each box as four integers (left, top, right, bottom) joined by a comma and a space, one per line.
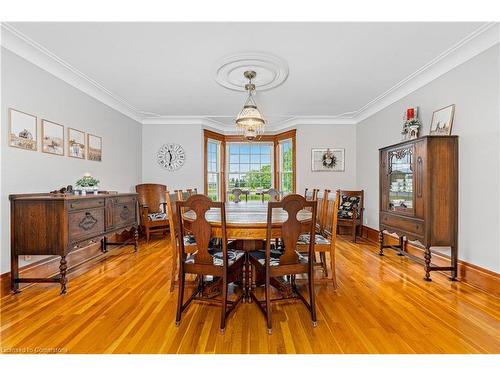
227, 142, 273, 192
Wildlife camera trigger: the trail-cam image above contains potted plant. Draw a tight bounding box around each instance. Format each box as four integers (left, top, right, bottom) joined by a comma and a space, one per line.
75, 173, 100, 195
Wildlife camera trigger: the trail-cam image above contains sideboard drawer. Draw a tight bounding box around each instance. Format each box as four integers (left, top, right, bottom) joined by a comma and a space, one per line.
69, 207, 105, 242
113, 201, 137, 227
68, 199, 105, 211
380, 212, 424, 236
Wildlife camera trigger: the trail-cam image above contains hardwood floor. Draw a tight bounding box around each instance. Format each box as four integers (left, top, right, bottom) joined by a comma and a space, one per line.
1, 236, 499, 354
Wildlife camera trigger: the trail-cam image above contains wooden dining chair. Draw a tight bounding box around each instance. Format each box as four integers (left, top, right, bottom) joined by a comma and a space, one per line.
336, 189, 364, 243
267, 188, 280, 202
175, 194, 245, 333
135, 183, 169, 242
296, 190, 339, 288
232, 188, 243, 203
166, 191, 198, 292
249, 194, 318, 334
304, 188, 319, 201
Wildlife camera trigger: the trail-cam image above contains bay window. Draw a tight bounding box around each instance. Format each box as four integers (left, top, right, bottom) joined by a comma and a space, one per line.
204, 129, 295, 201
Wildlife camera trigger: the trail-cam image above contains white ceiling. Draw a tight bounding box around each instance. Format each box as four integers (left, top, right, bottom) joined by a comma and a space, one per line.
6, 22, 489, 122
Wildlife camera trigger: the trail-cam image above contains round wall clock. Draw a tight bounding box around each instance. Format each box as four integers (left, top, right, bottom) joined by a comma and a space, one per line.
157, 143, 185, 171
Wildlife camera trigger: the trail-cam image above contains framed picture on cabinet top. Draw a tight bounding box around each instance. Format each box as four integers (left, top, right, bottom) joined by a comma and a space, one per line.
87, 134, 102, 161
68, 127, 86, 159
9, 108, 38, 151
430, 104, 455, 136
311, 148, 345, 172
42, 120, 64, 156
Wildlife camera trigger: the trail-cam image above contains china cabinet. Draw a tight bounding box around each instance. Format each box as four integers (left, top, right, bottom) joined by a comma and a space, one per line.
379, 136, 458, 281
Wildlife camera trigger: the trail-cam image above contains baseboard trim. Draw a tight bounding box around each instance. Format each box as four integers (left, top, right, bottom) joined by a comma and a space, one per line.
361, 225, 500, 298
0, 232, 133, 298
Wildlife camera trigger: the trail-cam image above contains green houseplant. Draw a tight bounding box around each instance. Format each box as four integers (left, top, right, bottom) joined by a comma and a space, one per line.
75, 173, 100, 194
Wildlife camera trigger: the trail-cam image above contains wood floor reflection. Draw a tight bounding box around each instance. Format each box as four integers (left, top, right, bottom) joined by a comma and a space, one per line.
1, 236, 499, 354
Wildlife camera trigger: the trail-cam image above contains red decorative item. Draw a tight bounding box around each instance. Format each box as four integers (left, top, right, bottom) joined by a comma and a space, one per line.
406, 108, 415, 120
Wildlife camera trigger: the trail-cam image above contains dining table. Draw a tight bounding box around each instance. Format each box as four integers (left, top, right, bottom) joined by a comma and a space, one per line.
182, 200, 313, 241
182, 201, 313, 300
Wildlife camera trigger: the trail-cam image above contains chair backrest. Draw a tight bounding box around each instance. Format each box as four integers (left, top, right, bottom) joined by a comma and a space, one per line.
337, 189, 364, 220
177, 194, 227, 266
315, 189, 330, 232
268, 188, 280, 202
323, 191, 340, 239
232, 188, 243, 203
265, 194, 317, 266
304, 188, 319, 201
135, 183, 167, 213
165, 191, 181, 238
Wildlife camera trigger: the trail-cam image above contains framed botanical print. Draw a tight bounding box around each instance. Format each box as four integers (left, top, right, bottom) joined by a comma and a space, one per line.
9, 108, 38, 151
68, 128, 86, 159
311, 148, 345, 172
87, 134, 102, 161
430, 104, 455, 135
42, 120, 64, 156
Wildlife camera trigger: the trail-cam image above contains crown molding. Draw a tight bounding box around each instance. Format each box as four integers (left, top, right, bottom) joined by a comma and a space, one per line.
1, 22, 498, 127
353, 22, 499, 123
0, 23, 144, 123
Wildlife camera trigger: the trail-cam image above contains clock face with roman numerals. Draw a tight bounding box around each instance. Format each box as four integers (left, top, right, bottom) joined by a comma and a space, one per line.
157, 143, 185, 171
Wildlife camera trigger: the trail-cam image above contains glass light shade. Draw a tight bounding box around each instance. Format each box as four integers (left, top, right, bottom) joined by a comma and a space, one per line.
235, 94, 265, 141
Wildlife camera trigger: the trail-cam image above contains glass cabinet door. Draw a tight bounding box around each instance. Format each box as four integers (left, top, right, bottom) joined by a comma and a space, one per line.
388, 146, 414, 214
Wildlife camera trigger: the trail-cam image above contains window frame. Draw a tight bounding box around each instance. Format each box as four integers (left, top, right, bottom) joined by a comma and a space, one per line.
226, 141, 275, 192
203, 129, 296, 200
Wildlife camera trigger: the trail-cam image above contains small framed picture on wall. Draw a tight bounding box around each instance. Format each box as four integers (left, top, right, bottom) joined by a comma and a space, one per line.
311, 148, 345, 172
87, 134, 102, 161
42, 120, 64, 156
9, 108, 38, 151
68, 128, 86, 159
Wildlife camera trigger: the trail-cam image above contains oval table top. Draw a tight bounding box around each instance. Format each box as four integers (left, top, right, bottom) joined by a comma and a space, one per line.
182, 201, 312, 240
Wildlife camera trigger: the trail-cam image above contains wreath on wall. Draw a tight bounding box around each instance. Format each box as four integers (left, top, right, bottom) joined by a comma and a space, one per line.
322, 149, 337, 168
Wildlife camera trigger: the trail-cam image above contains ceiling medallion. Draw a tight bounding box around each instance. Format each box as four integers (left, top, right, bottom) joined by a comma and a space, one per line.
214, 52, 289, 92
235, 71, 266, 142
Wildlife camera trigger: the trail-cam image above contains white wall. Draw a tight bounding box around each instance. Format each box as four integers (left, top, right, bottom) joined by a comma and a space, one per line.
141, 124, 204, 191
1, 49, 142, 274
356, 45, 500, 273
141, 123, 357, 195
296, 124, 357, 194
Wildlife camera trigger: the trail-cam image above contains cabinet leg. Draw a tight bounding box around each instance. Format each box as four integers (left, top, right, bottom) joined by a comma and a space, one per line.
134, 227, 139, 252
378, 231, 384, 256
101, 237, 108, 253
450, 245, 458, 281
11, 255, 20, 294
59, 256, 68, 294
397, 236, 404, 256
424, 248, 432, 281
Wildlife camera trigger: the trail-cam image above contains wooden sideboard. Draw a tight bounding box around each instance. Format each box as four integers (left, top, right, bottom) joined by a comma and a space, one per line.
379, 136, 458, 281
10, 193, 139, 294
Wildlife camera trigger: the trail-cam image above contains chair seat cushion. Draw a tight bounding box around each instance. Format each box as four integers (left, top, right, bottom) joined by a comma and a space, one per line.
148, 212, 168, 221
338, 195, 361, 219
185, 249, 244, 267
297, 233, 331, 245
249, 249, 307, 267
183, 235, 197, 246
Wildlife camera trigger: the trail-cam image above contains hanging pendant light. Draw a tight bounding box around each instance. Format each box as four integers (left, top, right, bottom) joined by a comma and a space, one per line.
235, 71, 265, 141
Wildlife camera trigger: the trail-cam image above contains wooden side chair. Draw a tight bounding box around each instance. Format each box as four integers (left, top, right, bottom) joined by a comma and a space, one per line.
232, 188, 243, 203
296, 190, 339, 288
135, 183, 169, 242
166, 191, 198, 292
304, 188, 319, 201
336, 189, 364, 243
175, 194, 245, 333
249, 194, 318, 334
267, 188, 280, 202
